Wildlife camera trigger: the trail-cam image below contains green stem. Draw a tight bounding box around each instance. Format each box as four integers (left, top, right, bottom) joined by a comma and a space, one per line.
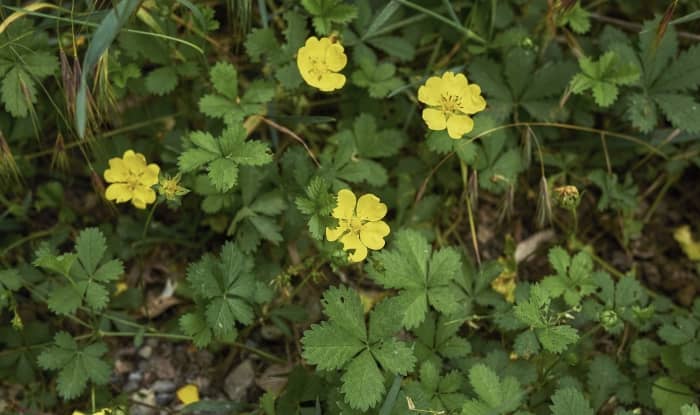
141, 200, 160, 239
394, 0, 486, 43
99, 330, 191, 341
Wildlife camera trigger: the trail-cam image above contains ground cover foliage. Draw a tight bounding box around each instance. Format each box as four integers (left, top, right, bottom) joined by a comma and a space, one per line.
1, 0, 700, 414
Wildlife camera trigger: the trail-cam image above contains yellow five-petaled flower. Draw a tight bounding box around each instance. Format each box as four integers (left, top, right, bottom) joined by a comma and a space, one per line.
104, 150, 160, 209
325, 189, 390, 262
297, 36, 347, 92
418, 71, 486, 139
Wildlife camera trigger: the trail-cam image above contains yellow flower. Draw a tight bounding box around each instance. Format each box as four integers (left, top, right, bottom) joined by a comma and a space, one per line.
418, 72, 486, 139
325, 189, 390, 262
103, 150, 160, 209
491, 272, 517, 303
297, 36, 347, 92
177, 384, 200, 405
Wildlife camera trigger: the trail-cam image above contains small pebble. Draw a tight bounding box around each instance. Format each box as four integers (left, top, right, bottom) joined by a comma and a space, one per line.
138, 346, 153, 359
128, 372, 143, 383
155, 392, 174, 406
151, 380, 176, 393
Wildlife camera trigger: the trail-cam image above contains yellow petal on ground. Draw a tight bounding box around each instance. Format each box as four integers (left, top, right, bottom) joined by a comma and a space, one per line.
318, 72, 346, 92
325, 223, 348, 242
417, 76, 444, 106
176, 384, 200, 405
114, 281, 128, 296
71, 412, 86, 415
422, 108, 447, 131
340, 232, 368, 262
674, 225, 700, 261
356, 194, 387, 221
105, 184, 132, 203
446, 114, 474, 139
325, 43, 347, 72
332, 189, 356, 219
359, 221, 390, 250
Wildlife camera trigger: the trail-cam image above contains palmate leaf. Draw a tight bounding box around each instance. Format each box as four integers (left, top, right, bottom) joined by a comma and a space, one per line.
178, 126, 272, 193
301, 286, 415, 411
37, 332, 111, 400
369, 230, 462, 329
184, 242, 257, 342
35, 228, 123, 315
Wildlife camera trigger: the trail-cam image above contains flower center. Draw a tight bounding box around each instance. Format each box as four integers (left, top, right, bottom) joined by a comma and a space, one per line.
348, 217, 364, 234
440, 94, 462, 114
307, 57, 329, 81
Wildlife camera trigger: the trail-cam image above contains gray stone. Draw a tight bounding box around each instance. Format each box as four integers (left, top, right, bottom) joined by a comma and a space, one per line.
224, 359, 255, 401
155, 392, 174, 406
151, 379, 176, 393
138, 345, 153, 359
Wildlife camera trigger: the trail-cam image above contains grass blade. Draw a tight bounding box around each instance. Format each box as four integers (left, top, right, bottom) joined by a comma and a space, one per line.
75, 0, 141, 138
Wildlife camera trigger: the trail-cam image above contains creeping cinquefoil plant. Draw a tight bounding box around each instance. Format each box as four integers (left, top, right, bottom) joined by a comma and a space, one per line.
1, 1, 700, 414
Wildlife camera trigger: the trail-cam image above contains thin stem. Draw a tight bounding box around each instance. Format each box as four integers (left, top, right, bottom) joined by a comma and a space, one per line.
141, 200, 160, 239
394, 0, 486, 43
233, 341, 288, 364
99, 330, 191, 340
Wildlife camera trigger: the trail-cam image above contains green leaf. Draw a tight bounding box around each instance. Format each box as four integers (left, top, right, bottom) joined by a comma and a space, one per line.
321, 285, 367, 341
75, 228, 107, 275
185, 242, 257, 342
654, 43, 700, 92
302, 0, 358, 35
538, 325, 579, 354
37, 332, 111, 400
370, 230, 461, 328
295, 176, 335, 240
340, 350, 385, 411
145, 66, 178, 95
371, 338, 415, 375
22, 51, 58, 77
570, 51, 640, 107
210, 61, 239, 99
208, 158, 238, 192
231, 141, 273, 166
654, 93, 700, 133
468, 364, 523, 413
625, 92, 658, 133
301, 322, 365, 370
179, 311, 213, 348
652, 377, 695, 415
550, 387, 594, 415
2, 67, 35, 118
468, 364, 502, 409
245, 28, 279, 62
47, 284, 83, 315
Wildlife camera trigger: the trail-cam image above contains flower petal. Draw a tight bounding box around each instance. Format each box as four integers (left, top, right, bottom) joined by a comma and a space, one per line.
417, 75, 444, 106
332, 189, 356, 219
340, 232, 368, 262
356, 194, 387, 221
326, 222, 349, 242
139, 163, 160, 186
318, 72, 346, 91
123, 150, 147, 173
105, 183, 132, 203
360, 221, 390, 250
133, 186, 156, 205
325, 43, 347, 72
446, 114, 474, 139
443, 72, 468, 92
104, 157, 129, 182
459, 84, 487, 114
422, 108, 447, 131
